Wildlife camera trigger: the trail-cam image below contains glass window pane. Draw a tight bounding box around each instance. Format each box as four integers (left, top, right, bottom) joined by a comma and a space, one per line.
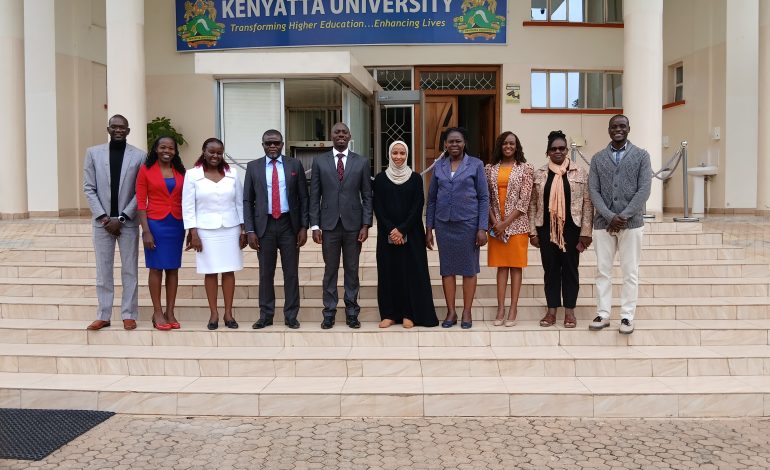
586, 72, 603, 108
605, 73, 622, 108
675, 85, 683, 102
567, 72, 581, 108
550, 72, 567, 107
585, 0, 604, 23
531, 0, 548, 20
675, 66, 683, 84
222, 82, 282, 169
550, 0, 567, 20
606, 0, 622, 22
567, 0, 583, 22
531, 72, 547, 107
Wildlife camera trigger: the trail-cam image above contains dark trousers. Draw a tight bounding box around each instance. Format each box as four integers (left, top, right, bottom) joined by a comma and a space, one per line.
258, 214, 300, 321
537, 223, 581, 309
321, 221, 361, 318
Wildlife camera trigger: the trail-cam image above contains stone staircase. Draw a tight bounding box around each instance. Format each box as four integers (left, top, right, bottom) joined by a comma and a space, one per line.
0, 218, 769, 418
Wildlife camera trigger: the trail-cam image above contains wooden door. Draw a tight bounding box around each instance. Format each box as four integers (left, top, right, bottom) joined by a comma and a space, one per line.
478, 95, 495, 165
416, 96, 458, 172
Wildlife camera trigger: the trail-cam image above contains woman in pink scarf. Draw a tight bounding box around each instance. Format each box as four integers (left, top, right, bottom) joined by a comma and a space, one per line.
528, 131, 594, 328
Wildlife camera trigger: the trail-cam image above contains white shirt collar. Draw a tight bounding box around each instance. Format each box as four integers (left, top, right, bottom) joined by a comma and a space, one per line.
334, 148, 349, 158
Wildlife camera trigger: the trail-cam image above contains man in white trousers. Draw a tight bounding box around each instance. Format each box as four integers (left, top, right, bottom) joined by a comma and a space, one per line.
588, 115, 652, 334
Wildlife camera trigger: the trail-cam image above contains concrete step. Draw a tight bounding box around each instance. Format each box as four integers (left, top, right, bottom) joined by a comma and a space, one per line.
22, 230, 723, 249
2, 277, 767, 301
0, 244, 746, 264
0, 372, 766, 417
2, 296, 769, 322
2, 259, 767, 280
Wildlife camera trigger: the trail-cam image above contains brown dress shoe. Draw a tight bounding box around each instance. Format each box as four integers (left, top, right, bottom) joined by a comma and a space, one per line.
86, 320, 111, 330
123, 319, 137, 330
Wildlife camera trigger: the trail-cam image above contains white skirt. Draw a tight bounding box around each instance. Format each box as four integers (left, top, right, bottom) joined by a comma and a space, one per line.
195, 225, 243, 274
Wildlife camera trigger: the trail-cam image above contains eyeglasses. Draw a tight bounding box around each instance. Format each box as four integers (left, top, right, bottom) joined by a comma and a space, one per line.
548, 146, 567, 152
262, 141, 283, 147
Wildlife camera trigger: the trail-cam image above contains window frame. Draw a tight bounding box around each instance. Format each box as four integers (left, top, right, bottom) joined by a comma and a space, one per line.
530, 69, 622, 110
529, 0, 623, 25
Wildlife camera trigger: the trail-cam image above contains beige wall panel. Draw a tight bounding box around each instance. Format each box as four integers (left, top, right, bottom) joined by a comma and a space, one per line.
145, 74, 217, 167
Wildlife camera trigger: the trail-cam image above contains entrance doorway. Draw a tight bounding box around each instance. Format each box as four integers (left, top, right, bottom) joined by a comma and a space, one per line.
416, 66, 500, 169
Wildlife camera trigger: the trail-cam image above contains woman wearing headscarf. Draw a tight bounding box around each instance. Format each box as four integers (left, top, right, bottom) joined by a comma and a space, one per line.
528, 130, 593, 328
373, 141, 438, 328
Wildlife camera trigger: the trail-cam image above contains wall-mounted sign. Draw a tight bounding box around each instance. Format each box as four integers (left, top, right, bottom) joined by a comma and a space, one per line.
505, 84, 520, 104
176, 0, 506, 50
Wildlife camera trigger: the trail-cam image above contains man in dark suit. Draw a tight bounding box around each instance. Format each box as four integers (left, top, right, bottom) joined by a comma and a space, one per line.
310, 122, 373, 329
244, 129, 309, 329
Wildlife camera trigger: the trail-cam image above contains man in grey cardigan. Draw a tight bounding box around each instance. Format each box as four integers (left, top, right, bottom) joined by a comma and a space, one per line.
588, 115, 652, 334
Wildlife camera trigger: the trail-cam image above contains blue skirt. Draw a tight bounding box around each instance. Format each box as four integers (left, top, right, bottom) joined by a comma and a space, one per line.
145, 214, 185, 270
435, 218, 480, 276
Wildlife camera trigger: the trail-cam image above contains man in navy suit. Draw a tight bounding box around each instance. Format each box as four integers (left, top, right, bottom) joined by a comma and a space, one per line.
309, 122, 373, 329
244, 129, 309, 329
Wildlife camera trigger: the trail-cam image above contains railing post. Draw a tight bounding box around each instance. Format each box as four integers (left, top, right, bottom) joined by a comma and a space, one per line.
673, 141, 699, 222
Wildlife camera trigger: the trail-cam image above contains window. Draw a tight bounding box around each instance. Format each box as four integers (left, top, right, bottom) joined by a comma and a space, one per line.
530, 0, 623, 23
531, 71, 622, 109
670, 63, 684, 102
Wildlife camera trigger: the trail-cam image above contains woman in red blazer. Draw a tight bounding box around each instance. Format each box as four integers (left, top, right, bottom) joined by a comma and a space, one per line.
136, 137, 186, 330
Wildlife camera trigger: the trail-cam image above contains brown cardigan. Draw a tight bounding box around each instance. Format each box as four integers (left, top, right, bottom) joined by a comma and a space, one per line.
528, 163, 594, 238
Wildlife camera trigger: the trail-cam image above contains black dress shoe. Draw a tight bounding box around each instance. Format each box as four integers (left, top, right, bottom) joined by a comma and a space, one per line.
321, 317, 335, 329
285, 319, 300, 329
252, 318, 273, 329
207, 321, 218, 330
346, 316, 361, 329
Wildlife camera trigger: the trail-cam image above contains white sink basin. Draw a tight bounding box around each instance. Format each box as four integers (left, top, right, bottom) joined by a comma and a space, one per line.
687, 165, 718, 177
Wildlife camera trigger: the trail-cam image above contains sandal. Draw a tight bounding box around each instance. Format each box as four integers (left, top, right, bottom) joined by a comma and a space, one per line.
564, 309, 577, 329
539, 312, 557, 327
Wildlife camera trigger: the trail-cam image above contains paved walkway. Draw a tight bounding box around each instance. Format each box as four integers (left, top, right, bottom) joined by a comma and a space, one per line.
3, 416, 770, 469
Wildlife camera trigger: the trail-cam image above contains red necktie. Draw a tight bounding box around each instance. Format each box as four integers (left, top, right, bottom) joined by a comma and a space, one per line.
336, 154, 344, 182
271, 159, 280, 219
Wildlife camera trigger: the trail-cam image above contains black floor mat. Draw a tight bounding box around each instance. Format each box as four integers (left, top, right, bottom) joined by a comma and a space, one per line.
0, 409, 115, 461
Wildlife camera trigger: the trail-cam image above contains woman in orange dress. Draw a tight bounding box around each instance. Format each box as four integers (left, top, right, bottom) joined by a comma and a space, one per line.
485, 132, 533, 327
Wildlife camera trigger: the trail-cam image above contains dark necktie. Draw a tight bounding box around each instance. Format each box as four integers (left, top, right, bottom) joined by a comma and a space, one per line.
336, 154, 344, 182
271, 160, 280, 219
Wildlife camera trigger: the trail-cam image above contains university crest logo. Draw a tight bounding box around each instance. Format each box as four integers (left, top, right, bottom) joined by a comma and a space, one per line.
453, 0, 505, 40
177, 0, 225, 48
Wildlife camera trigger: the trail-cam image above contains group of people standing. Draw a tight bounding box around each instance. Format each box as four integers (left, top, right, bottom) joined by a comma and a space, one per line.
84, 113, 650, 336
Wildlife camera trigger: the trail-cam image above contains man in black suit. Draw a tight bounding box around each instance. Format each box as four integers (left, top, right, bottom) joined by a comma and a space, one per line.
310, 122, 373, 329
244, 129, 309, 329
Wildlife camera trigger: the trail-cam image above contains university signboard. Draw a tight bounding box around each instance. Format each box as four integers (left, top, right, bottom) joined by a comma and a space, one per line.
175, 0, 506, 50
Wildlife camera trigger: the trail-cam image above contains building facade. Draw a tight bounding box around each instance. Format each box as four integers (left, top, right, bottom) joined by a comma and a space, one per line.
1, 0, 768, 218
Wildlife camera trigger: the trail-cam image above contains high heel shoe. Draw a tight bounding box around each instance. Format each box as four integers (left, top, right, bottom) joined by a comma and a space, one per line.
152, 320, 172, 331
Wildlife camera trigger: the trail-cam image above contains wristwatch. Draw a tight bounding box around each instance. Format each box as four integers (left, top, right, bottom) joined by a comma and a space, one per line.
118, 215, 127, 224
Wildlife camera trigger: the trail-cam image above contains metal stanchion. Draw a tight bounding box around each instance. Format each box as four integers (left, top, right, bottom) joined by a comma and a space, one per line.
673, 141, 699, 222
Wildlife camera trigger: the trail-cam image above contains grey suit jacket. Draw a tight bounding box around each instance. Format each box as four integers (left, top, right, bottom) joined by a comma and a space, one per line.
82, 142, 145, 228
309, 150, 373, 231
243, 155, 309, 238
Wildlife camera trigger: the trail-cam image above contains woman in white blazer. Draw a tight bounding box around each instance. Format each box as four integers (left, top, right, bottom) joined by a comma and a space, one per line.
182, 138, 246, 330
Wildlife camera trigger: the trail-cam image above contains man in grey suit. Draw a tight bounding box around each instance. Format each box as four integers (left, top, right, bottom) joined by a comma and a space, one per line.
83, 115, 145, 330
244, 129, 309, 329
588, 114, 652, 335
310, 122, 373, 329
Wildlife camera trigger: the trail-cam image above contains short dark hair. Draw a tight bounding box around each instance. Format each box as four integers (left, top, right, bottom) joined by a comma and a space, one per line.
546, 130, 568, 153
262, 129, 283, 141
491, 131, 525, 165
108, 114, 128, 127
609, 114, 629, 126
